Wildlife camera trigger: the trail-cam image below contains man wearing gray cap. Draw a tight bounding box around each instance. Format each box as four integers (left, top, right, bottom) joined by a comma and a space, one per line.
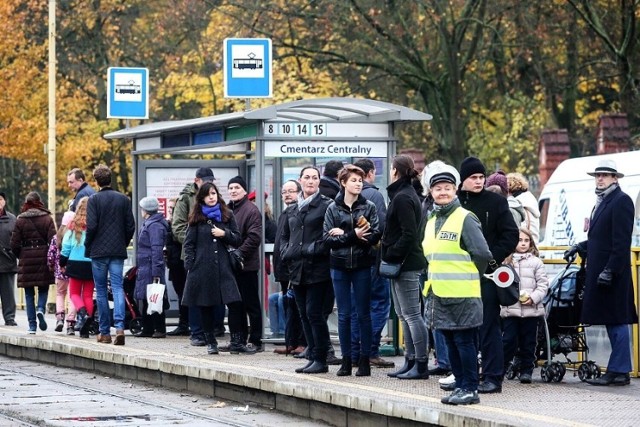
564, 159, 638, 386
169, 167, 215, 344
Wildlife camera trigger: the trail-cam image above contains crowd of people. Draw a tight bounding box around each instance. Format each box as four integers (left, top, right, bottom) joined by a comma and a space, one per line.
0, 155, 636, 406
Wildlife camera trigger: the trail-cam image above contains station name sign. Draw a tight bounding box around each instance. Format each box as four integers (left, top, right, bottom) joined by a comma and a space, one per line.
265, 141, 388, 157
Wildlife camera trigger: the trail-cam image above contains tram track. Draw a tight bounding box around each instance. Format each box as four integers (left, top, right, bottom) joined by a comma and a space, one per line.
0, 360, 299, 427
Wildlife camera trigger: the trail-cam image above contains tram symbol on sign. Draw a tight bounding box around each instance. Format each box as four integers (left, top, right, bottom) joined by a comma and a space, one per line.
233, 52, 263, 70
115, 80, 141, 95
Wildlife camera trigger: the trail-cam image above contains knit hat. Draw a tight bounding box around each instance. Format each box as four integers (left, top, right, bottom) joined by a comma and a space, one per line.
61, 211, 75, 227
0, 191, 5, 201
248, 191, 268, 201
485, 170, 508, 194
228, 176, 248, 192
195, 167, 215, 182
139, 196, 159, 213
429, 164, 460, 188
459, 157, 486, 183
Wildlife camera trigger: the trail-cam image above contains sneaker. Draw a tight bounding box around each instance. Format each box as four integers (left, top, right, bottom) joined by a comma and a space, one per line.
27, 329, 36, 335
190, 336, 206, 347
55, 319, 64, 332
519, 373, 532, 384
448, 389, 480, 405
428, 366, 450, 376
66, 326, 75, 336
37, 311, 47, 331
326, 354, 342, 365
441, 388, 461, 404
439, 373, 456, 385
246, 343, 263, 353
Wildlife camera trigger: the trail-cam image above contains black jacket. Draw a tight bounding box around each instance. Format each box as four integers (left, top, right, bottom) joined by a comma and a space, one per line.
273, 203, 295, 283
280, 193, 332, 285
319, 177, 340, 200
457, 188, 519, 268
85, 187, 135, 259
380, 178, 427, 272
323, 193, 381, 271
229, 196, 262, 272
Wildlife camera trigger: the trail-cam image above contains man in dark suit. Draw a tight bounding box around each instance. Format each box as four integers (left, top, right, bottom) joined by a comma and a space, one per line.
565, 159, 638, 386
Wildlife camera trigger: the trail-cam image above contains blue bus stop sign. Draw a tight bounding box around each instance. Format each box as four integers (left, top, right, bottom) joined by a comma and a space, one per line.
107, 67, 149, 119
224, 38, 272, 98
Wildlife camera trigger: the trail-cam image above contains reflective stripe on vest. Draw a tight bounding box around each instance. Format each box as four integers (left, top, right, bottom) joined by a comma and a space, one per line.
422, 207, 480, 298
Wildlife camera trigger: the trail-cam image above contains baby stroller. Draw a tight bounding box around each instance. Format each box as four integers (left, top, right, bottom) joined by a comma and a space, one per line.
88, 266, 142, 335
532, 258, 601, 382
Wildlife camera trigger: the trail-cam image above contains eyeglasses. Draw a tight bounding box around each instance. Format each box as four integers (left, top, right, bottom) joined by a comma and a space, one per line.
281, 189, 299, 195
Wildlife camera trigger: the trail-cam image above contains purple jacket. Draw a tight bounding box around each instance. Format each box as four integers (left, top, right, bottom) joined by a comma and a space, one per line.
134, 213, 169, 300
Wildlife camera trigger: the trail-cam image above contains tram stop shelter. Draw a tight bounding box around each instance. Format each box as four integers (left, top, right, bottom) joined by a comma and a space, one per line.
103, 97, 432, 349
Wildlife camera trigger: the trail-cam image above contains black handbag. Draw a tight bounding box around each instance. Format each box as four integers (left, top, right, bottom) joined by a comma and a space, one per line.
227, 247, 244, 273
379, 260, 403, 279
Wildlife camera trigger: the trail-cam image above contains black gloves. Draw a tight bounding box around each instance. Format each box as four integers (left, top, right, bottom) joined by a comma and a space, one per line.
563, 243, 586, 262
597, 268, 613, 287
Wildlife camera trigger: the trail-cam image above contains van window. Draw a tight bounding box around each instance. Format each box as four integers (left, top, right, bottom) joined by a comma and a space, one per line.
539, 198, 549, 244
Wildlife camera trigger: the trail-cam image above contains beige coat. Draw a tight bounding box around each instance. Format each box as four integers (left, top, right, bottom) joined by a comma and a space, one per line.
500, 253, 549, 318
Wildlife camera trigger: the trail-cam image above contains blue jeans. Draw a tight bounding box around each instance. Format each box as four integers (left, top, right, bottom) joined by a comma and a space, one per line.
92, 257, 125, 335
390, 270, 428, 361
350, 266, 390, 359
189, 303, 204, 338
24, 286, 48, 331
606, 324, 632, 373
433, 329, 451, 370
442, 328, 479, 391
268, 292, 286, 335
332, 268, 372, 360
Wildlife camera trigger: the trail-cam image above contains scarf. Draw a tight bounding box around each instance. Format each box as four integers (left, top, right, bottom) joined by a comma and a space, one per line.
592, 182, 618, 219
202, 204, 221, 221
297, 189, 319, 210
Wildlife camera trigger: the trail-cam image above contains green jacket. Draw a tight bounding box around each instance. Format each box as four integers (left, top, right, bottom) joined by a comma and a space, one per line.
171, 183, 197, 259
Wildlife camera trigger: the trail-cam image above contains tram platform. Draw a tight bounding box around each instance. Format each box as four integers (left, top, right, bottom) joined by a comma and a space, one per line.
0, 311, 638, 427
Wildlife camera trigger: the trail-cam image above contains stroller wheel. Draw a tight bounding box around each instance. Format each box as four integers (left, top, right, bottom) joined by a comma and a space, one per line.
88, 321, 99, 335
577, 363, 590, 381
588, 362, 601, 379
540, 362, 554, 383
129, 318, 143, 336
551, 362, 564, 382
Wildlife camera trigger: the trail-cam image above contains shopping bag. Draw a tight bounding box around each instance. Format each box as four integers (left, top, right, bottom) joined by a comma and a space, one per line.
146, 279, 166, 315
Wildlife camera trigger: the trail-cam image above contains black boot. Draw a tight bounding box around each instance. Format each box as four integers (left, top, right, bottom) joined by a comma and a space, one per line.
303, 360, 328, 374
204, 333, 219, 355
355, 356, 371, 377
79, 318, 92, 338
397, 359, 429, 379
74, 307, 88, 332
388, 357, 414, 378
336, 359, 352, 376
295, 359, 314, 373
229, 333, 256, 354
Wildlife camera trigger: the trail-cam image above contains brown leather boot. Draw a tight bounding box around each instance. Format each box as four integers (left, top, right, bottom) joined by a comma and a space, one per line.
114, 329, 125, 346
96, 334, 112, 344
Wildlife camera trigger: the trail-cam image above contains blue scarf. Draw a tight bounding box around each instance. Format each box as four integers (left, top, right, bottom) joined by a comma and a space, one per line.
202, 204, 221, 221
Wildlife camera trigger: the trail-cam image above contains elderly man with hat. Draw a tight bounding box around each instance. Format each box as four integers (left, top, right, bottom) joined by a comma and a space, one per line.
170, 167, 216, 343
564, 159, 638, 386
457, 157, 519, 394
0, 191, 18, 326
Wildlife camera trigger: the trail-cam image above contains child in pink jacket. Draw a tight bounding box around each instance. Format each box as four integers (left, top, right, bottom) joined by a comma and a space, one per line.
500, 227, 549, 384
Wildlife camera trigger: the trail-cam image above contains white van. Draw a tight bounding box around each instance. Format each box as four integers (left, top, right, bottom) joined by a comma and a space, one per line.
537, 150, 640, 257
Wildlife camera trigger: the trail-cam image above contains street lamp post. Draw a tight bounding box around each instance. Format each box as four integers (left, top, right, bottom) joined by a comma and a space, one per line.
47, 0, 56, 213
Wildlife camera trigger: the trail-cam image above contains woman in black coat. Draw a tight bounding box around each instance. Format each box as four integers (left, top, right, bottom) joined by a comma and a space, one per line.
565, 162, 638, 386
381, 155, 429, 379
182, 182, 243, 355
281, 166, 333, 374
